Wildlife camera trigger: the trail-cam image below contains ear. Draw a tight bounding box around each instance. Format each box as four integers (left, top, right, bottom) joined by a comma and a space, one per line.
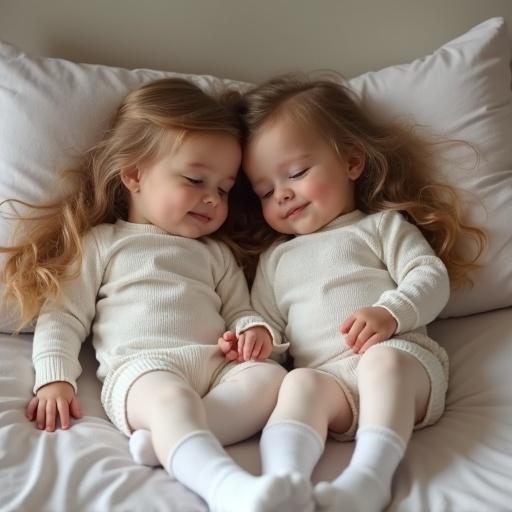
346, 146, 365, 181
120, 165, 142, 193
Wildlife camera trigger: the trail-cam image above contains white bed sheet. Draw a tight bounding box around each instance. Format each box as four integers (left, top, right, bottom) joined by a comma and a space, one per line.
1, 307, 512, 511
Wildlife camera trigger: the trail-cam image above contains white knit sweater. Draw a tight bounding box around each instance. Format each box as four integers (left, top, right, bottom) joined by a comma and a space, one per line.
251, 210, 450, 369
32, 220, 277, 393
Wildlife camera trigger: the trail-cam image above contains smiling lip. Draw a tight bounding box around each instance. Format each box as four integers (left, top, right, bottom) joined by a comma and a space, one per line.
285, 204, 309, 219
189, 212, 212, 223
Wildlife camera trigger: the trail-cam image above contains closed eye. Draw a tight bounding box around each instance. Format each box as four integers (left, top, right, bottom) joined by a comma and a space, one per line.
290, 168, 309, 179
261, 190, 274, 200
218, 187, 228, 196
185, 176, 202, 184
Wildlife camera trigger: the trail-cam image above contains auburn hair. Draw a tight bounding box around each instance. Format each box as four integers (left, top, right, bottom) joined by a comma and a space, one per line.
1, 77, 245, 330
233, 74, 486, 286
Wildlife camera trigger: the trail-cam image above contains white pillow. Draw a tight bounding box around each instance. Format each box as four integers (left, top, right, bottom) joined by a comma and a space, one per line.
348, 17, 512, 317
0, 42, 247, 332
0, 17, 511, 332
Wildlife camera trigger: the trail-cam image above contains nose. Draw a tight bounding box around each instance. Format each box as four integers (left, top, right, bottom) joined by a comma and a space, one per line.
203, 190, 220, 207
275, 185, 294, 203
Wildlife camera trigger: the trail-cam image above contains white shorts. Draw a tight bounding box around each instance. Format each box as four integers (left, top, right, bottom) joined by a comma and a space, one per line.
314, 332, 449, 441
100, 344, 281, 436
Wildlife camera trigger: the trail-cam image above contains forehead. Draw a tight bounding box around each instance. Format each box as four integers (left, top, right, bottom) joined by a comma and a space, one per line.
244, 116, 321, 177
158, 129, 241, 173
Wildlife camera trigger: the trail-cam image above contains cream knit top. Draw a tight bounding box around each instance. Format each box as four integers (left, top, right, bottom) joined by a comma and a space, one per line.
251, 210, 450, 369
32, 220, 278, 393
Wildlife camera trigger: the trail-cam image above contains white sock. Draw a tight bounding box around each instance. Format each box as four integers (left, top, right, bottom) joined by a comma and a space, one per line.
314, 426, 406, 512
169, 430, 293, 512
260, 420, 324, 478
129, 429, 160, 466
260, 421, 324, 512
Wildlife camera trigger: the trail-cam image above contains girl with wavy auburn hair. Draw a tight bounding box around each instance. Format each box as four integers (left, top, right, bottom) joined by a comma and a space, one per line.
218, 74, 486, 512
1, 77, 298, 512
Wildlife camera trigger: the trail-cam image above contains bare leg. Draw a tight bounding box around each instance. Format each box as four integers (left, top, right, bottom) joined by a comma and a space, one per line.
260, 368, 354, 512
357, 346, 430, 440
126, 370, 294, 512
267, 367, 353, 437
203, 363, 287, 445
129, 363, 286, 464
315, 347, 431, 512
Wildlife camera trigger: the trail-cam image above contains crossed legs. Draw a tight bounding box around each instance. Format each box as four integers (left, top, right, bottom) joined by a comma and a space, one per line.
126, 368, 294, 512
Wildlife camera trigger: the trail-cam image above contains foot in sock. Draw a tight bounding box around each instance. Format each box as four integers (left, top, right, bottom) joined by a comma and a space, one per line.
129, 429, 160, 466
284, 472, 315, 512
211, 472, 293, 512
314, 469, 390, 512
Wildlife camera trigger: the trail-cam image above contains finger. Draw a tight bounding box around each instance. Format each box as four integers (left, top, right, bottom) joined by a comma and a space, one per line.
223, 331, 237, 341
345, 319, 366, 347
237, 333, 245, 361
243, 333, 257, 361
359, 333, 383, 354
218, 337, 233, 354
225, 349, 239, 361
258, 340, 273, 360
69, 396, 81, 420
340, 315, 356, 334
57, 397, 71, 428
45, 400, 57, 432
251, 340, 263, 360
26, 397, 39, 421
36, 399, 47, 430
352, 325, 375, 353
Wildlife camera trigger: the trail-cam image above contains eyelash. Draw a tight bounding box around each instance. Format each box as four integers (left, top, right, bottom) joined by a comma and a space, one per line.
290, 168, 309, 179
185, 177, 228, 197
260, 168, 309, 200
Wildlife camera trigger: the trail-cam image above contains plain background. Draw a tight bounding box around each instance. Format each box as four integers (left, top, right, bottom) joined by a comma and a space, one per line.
1, 0, 511, 82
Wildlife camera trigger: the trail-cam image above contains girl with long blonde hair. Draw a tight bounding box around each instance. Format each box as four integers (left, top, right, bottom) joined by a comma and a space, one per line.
0, 78, 299, 512
218, 74, 486, 512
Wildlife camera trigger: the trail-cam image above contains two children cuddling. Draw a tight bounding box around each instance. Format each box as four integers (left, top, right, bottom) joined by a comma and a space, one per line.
1, 75, 484, 512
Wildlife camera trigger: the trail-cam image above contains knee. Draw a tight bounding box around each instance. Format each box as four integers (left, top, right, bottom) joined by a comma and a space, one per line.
150, 382, 198, 411
279, 368, 326, 399
237, 363, 286, 394
358, 346, 412, 381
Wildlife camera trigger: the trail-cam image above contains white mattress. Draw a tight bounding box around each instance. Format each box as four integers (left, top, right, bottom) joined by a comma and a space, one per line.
1, 307, 512, 511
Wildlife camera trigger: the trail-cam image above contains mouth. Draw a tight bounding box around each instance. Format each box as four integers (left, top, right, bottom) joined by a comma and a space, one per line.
188, 212, 212, 224
284, 203, 309, 219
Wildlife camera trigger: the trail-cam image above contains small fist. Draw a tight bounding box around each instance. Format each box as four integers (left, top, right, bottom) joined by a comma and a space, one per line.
340, 306, 398, 354
217, 326, 273, 362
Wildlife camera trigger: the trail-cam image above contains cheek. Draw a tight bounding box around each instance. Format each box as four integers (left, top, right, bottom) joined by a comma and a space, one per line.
262, 202, 282, 228
301, 178, 335, 202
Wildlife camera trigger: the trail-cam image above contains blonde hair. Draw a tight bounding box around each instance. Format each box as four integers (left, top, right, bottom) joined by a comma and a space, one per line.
1, 78, 244, 330
236, 74, 486, 286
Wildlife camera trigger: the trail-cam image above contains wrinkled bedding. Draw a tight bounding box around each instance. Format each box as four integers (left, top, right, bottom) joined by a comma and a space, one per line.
1, 307, 511, 511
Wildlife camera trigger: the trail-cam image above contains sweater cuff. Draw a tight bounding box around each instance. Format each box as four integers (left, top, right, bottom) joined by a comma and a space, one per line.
33, 355, 81, 394
373, 292, 419, 334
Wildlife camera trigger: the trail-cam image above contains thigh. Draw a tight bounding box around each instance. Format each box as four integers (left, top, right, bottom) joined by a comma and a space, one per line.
126, 370, 196, 431
211, 359, 286, 392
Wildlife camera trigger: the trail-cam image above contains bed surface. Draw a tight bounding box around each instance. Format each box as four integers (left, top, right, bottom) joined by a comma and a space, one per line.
1, 307, 511, 511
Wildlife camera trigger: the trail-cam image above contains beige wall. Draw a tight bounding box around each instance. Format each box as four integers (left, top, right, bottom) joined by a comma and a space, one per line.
1, 0, 511, 82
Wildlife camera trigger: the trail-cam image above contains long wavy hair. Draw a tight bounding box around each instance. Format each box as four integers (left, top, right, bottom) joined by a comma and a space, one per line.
234, 74, 486, 286
0, 77, 244, 330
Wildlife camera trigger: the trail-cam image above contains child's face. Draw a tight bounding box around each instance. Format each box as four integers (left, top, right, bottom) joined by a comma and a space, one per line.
125, 130, 241, 238
244, 115, 364, 235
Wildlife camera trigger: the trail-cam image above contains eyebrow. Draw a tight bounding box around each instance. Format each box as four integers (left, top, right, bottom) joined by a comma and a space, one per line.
278, 153, 311, 170
187, 162, 236, 181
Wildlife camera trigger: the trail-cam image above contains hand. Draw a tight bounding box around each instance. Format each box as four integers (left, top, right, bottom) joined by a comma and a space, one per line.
26, 381, 81, 432
218, 326, 273, 362
340, 307, 398, 354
